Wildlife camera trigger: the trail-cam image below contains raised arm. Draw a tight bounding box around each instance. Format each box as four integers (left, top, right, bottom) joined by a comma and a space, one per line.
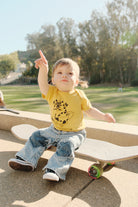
85, 107, 116, 123
35, 50, 49, 96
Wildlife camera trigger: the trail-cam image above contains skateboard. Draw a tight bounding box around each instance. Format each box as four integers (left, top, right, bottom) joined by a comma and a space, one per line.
11, 124, 138, 179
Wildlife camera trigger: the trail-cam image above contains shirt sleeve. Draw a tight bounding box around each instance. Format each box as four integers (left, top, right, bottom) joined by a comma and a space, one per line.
76, 89, 92, 111
42, 85, 56, 102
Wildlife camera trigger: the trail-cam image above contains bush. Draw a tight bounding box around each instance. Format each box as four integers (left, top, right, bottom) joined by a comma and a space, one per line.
90, 73, 101, 84
131, 79, 138, 86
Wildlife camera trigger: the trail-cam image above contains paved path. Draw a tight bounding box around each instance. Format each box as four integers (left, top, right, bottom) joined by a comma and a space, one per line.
0, 72, 22, 85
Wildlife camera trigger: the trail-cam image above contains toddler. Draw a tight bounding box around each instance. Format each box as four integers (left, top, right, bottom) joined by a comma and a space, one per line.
8, 52, 115, 181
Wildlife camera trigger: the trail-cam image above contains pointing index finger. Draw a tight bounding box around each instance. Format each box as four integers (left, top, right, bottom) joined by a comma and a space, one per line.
39, 50, 47, 64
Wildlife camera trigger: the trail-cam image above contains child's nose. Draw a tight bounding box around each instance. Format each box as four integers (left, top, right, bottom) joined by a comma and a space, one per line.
62, 73, 67, 77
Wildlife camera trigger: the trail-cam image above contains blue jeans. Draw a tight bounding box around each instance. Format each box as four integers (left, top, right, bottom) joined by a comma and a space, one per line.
16, 125, 86, 180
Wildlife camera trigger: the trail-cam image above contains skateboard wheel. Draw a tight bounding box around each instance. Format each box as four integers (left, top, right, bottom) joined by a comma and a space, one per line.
107, 162, 115, 166
88, 164, 103, 179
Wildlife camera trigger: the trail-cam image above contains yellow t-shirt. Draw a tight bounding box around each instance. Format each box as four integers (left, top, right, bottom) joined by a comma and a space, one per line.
42, 85, 91, 132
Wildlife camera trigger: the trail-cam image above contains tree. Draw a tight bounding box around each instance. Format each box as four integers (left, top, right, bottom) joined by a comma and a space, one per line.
78, 14, 98, 82
57, 17, 79, 58
0, 58, 15, 78
24, 0, 138, 85
106, 0, 138, 83
25, 24, 63, 76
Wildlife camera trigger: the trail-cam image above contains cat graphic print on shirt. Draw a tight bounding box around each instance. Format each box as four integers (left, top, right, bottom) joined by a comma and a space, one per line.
42, 85, 91, 132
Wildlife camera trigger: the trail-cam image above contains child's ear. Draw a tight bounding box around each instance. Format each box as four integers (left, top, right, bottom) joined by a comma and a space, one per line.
75, 79, 79, 86
52, 77, 55, 85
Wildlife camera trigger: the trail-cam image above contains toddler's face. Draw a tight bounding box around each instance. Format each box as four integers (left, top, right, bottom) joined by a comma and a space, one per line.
52, 64, 79, 92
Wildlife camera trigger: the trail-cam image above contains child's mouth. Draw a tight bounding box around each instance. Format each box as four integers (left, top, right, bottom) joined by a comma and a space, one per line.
62, 79, 68, 82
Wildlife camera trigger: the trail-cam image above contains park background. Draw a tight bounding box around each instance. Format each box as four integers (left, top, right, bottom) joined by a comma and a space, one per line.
0, 0, 138, 126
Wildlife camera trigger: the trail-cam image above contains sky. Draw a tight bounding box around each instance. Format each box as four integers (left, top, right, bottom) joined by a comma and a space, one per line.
0, 0, 111, 55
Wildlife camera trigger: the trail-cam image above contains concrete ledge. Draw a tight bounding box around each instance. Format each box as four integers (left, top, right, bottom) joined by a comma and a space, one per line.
0, 110, 138, 146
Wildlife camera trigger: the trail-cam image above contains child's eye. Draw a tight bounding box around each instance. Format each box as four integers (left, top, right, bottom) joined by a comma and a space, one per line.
69, 72, 73, 75
58, 71, 62, 74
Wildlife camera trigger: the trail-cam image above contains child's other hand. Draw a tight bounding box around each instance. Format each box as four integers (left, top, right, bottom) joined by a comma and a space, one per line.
104, 113, 116, 123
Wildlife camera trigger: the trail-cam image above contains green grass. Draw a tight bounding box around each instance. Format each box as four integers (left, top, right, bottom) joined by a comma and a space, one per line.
0, 85, 50, 114
0, 85, 138, 126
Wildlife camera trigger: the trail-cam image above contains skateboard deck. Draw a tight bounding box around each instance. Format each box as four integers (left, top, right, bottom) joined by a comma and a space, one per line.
11, 124, 38, 141
11, 124, 138, 179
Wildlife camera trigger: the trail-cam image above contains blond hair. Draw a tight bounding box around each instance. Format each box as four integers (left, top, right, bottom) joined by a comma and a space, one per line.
52, 58, 80, 78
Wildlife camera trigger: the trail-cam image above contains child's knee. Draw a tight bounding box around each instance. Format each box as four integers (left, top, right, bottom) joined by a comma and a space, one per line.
30, 130, 44, 147
56, 141, 74, 157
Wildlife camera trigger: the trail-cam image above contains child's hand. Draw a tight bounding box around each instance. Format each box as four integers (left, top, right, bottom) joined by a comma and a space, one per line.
35, 58, 48, 70
104, 113, 116, 123
34, 50, 48, 72
39, 50, 47, 64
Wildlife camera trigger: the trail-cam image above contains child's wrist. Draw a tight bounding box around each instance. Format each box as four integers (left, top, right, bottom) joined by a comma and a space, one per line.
103, 113, 107, 121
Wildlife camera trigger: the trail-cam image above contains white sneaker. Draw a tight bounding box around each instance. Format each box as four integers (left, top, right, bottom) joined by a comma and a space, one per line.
43, 170, 59, 182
